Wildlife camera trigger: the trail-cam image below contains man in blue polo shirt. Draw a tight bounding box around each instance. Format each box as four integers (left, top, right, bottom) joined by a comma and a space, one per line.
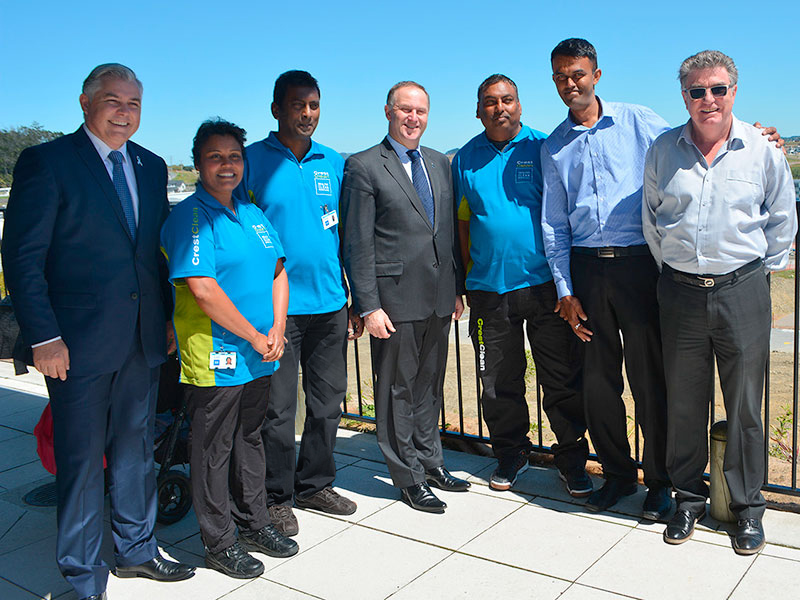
453, 74, 590, 496
240, 70, 361, 535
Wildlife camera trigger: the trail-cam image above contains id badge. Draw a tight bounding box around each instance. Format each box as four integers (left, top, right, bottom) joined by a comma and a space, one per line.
321, 210, 338, 230
209, 351, 237, 370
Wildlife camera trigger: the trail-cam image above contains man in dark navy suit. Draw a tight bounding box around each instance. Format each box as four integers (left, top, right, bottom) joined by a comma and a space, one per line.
2, 64, 194, 600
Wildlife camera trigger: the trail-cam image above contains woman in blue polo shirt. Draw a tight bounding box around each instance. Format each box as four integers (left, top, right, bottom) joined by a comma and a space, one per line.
160, 119, 296, 579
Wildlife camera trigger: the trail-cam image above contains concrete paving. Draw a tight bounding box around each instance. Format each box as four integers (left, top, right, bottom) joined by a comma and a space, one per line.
1, 363, 800, 600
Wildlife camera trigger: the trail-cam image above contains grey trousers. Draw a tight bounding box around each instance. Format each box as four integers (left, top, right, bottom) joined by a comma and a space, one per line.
659, 263, 769, 519
370, 313, 450, 489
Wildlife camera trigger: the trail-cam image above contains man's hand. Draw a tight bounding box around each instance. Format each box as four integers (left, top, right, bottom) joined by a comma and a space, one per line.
453, 295, 465, 321
347, 305, 364, 340
365, 309, 396, 339
33, 339, 70, 380
754, 122, 785, 153
166, 321, 177, 354
554, 295, 593, 342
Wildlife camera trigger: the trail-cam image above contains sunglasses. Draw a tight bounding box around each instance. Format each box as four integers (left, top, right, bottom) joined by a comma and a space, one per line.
683, 85, 730, 100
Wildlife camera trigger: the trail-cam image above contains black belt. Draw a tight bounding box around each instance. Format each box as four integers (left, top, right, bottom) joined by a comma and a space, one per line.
572, 245, 651, 259
666, 259, 763, 289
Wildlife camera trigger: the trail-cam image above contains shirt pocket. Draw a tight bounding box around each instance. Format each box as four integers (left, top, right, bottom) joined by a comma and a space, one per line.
725, 171, 763, 210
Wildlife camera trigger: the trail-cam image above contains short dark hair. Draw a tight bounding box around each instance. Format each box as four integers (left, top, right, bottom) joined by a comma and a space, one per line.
386, 81, 429, 107
551, 38, 598, 70
273, 70, 320, 107
477, 74, 518, 101
192, 118, 247, 165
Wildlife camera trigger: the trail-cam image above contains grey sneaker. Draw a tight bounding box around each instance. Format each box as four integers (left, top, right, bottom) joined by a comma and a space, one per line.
269, 504, 299, 537
295, 487, 357, 515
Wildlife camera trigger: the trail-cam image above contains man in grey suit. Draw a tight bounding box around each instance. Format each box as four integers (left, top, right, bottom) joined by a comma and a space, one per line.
340, 81, 469, 513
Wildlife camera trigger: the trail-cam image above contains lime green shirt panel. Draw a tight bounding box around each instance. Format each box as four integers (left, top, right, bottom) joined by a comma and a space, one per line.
173, 281, 216, 386
456, 194, 474, 275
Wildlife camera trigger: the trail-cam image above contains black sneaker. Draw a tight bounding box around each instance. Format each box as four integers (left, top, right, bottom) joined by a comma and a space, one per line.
205, 542, 264, 579
239, 524, 299, 558
295, 487, 357, 515
559, 468, 593, 498
269, 504, 299, 537
489, 450, 530, 491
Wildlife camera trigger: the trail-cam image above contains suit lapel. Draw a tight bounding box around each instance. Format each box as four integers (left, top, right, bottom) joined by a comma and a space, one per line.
380, 137, 433, 232
72, 128, 135, 244
128, 142, 148, 247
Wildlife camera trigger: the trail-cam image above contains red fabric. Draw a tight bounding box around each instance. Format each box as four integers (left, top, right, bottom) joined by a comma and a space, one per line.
33, 403, 107, 474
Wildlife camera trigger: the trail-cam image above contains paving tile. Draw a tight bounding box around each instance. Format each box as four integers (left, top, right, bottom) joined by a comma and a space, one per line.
360, 487, 521, 549
0, 425, 25, 443
155, 506, 199, 546
530, 497, 639, 529
578, 528, 754, 600
0, 463, 52, 490
762, 507, 800, 548
333, 453, 360, 469
53, 591, 79, 600
0, 500, 56, 555
391, 552, 569, 600
0, 435, 40, 473
266, 526, 450, 600
0, 577, 38, 599
729, 554, 800, 599
460, 503, 630, 581
228, 578, 319, 599
0, 408, 44, 435
0, 391, 48, 419
762, 542, 800, 561
0, 535, 71, 598
558, 583, 641, 599
323, 464, 397, 522
106, 546, 249, 600
440, 446, 496, 482
329, 429, 384, 463
347, 459, 389, 475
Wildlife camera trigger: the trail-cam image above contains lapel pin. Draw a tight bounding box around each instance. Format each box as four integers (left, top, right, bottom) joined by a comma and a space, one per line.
136, 155, 143, 167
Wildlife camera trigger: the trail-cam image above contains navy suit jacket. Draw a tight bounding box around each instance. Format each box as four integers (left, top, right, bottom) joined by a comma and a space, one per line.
2, 127, 170, 376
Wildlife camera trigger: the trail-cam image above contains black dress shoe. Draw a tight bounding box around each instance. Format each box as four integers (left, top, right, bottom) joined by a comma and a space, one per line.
585, 479, 637, 513
81, 593, 107, 600
733, 518, 765, 555
426, 466, 470, 491
400, 482, 447, 513
663, 509, 700, 544
642, 485, 673, 521
115, 553, 195, 581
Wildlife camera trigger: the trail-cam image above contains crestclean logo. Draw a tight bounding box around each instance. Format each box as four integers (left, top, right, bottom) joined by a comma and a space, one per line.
191, 207, 200, 265
477, 317, 486, 372
314, 171, 332, 196
252, 224, 273, 249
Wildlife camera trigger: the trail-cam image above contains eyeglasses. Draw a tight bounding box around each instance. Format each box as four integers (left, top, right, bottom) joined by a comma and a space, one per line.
683, 85, 730, 100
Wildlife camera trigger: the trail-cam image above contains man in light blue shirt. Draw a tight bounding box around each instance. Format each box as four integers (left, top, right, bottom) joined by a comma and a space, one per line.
643, 50, 796, 554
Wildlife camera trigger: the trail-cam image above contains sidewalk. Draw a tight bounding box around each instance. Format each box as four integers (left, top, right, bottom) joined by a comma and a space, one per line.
1, 365, 800, 600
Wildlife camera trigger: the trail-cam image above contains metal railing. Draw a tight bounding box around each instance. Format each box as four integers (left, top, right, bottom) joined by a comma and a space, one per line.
342, 202, 800, 499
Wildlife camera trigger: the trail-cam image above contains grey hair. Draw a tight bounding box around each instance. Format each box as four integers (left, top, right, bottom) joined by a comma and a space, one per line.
82, 63, 143, 100
678, 50, 738, 88
386, 81, 429, 107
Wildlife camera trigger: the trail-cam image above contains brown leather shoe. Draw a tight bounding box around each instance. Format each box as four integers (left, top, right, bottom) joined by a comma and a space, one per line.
295, 486, 357, 515
269, 504, 299, 536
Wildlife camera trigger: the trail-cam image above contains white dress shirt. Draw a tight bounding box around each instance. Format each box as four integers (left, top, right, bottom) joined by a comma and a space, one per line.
82, 123, 140, 223
386, 134, 433, 200
642, 115, 797, 275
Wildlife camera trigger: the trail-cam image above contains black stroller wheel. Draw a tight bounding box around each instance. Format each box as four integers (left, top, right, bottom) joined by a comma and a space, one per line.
157, 470, 191, 525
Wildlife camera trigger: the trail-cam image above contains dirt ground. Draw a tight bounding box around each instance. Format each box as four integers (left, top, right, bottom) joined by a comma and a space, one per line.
342, 270, 800, 508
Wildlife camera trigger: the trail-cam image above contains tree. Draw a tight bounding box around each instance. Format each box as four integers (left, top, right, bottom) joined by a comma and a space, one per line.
0, 123, 64, 187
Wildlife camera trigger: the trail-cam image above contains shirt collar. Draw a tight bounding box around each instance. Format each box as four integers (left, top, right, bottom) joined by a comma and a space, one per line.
478, 124, 530, 150
386, 134, 420, 161
82, 123, 128, 161
264, 131, 323, 162
193, 182, 247, 214
566, 97, 615, 131
678, 114, 745, 151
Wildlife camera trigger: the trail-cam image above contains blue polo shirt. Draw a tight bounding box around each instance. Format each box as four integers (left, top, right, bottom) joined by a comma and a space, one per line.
241, 132, 347, 315
161, 184, 285, 387
452, 125, 553, 294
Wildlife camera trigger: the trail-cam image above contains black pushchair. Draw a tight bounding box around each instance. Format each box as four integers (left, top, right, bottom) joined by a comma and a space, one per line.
154, 353, 193, 524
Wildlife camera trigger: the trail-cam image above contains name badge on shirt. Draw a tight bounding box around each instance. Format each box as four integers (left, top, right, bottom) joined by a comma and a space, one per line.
209, 351, 237, 370
314, 171, 333, 196
515, 160, 535, 184
321, 209, 338, 230
252, 224, 274, 249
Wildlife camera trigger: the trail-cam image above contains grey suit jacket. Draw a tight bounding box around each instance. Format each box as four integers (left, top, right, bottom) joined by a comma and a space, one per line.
340, 136, 462, 323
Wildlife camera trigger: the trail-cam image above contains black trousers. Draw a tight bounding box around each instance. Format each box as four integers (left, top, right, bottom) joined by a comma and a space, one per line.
571, 251, 669, 487
186, 376, 271, 554
371, 313, 450, 489
262, 305, 348, 505
47, 336, 159, 599
659, 265, 769, 519
468, 282, 588, 472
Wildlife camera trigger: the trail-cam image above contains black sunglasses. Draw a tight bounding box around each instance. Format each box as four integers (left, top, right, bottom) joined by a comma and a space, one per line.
684, 85, 730, 100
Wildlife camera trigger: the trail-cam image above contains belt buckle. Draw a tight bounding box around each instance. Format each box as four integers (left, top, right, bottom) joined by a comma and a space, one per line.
698, 277, 715, 288
598, 248, 615, 259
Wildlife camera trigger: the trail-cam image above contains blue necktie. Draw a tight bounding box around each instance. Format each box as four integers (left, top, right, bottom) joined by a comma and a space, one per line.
406, 149, 434, 225
108, 150, 137, 240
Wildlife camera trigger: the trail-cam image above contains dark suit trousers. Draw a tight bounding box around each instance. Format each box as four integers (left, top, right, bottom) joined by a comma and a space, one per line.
47, 336, 159, 599
371, 313, 450, 489
468, 283, 588, 472
571, 252, 669, 487
186, 376, 271, 554
262, 306, 348, 506
659, 265, 769, 519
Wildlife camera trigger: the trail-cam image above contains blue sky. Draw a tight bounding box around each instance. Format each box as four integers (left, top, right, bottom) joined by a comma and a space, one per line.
2, 0, 797, 164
